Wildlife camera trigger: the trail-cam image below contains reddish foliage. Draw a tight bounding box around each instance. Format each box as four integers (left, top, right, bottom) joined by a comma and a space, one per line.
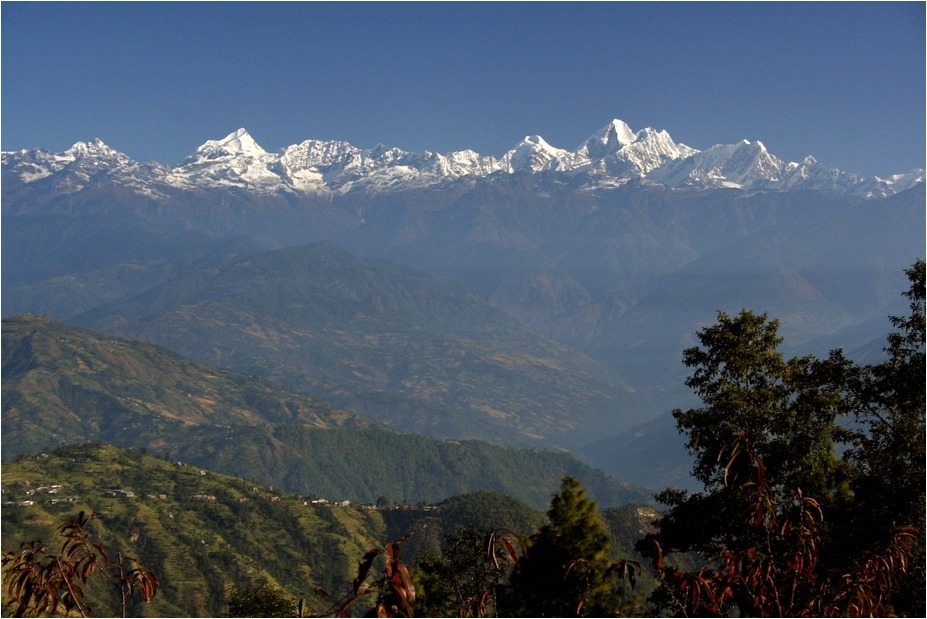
652, 434, 915, 617
2, 511, 159, 618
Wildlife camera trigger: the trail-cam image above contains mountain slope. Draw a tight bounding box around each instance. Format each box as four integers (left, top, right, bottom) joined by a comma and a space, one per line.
73, 242, 639, 449
1, 315, 651, 508
4, 122, 922, 493
0, 444, 400, 617
1, 213, 266, 319
1, 444, 658, 617
2, 314, 372, 456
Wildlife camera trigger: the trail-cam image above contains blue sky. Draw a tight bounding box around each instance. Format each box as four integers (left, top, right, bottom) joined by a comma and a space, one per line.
2, 2, 924, 177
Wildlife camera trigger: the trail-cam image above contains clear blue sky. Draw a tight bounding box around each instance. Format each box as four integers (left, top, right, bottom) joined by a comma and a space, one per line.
2, 2, 924, 177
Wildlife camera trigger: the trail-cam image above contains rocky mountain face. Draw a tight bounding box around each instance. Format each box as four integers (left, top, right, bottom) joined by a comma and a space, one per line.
3, 120, 923, 489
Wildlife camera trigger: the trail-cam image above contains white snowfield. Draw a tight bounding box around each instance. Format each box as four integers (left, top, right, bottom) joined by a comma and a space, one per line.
3, 119, 923, 198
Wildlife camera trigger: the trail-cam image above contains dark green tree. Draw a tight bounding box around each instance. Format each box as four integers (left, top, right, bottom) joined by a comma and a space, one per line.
846, 259, 924, 524
502, 477, 622, 617
415, 527, 520, 618
841, 258, 925, 615
648, 310, 855, 568
642, 261, 925, 617
649, 431, 917, 617
673, 309, 853, 501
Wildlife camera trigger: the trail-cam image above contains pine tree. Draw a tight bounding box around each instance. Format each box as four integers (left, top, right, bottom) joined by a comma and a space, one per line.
502, 477, 620, 617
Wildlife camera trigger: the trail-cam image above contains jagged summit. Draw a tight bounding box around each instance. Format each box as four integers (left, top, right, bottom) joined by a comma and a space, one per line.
190, 128, 268, 160
503, 135, 570, 172
66, 138, 116, 156
3, 119, 922, 198
581, 119, 637, 158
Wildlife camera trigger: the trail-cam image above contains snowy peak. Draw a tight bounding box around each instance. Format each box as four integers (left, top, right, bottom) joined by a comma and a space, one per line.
882, 169, 924, 192
282, 139, 360, 169
190, 128, 268, 161
424, 149, 500, 178
65, 138, 123, 159
580, 119, 637, 160
572, 121, 696, 177
615, 127, 696, 175
3, 119, 922, 198
170, 128, 281, 191
648, 139, 786, 189
53, 139, 139, 172
634, 127, 695, 157
502, 135, 571, 172
0, 136, 165, 196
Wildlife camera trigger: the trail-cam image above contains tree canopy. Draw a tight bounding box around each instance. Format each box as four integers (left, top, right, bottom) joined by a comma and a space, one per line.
642, 259, 925, 617
502, 476, 623, 617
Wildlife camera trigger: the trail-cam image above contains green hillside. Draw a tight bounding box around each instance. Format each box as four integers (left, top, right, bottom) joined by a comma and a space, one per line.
1, 444, 661, 617
2, 314, 652, 509
168, 424, 649, 508
2, 313, 373, 456
1, 444, 390, 617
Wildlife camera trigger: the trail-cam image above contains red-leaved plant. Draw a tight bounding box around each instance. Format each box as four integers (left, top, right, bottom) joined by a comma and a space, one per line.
2, 511, 159, 618
650, 432, 915, 617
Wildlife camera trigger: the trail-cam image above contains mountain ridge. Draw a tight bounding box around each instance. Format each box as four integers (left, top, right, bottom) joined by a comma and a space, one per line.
2, 314, 651, 509
71, 241, 640, 450
4, 122, 923, 493
4, 119, 921, 198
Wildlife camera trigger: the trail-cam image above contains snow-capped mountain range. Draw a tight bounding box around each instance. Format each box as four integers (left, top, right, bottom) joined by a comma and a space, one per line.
3, 119, 922, 198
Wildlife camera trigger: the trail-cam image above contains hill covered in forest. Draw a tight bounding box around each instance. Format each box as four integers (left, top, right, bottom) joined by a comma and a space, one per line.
1, 444, 659, 617
2, 314, 651, 508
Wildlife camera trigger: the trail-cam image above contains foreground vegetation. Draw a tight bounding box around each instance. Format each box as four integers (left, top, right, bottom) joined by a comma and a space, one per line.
3, 261, 922, 616
641, 259, 925, 617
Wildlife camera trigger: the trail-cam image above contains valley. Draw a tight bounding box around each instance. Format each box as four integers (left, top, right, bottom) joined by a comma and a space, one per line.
3, 130, 922, 487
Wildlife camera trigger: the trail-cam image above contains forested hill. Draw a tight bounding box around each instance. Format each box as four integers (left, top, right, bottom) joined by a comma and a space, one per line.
0, 444, 658, 617
2, 313, 375, 455
2, 314, 651, 508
